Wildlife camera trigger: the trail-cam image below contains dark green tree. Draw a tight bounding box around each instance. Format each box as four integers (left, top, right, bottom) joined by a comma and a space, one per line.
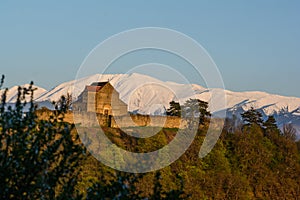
86, 172, 142, 200
166, 101, 181, 117
182, 98, 211, 124
241, 107, 263, 128
150, 171, 188, 200
0, 77, 85, 199
264, 115, 280, 138
264, 116, 278, 130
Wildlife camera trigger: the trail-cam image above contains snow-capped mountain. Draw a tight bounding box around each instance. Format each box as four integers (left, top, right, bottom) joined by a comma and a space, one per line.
0, 84, 47, 103
2, 73, 300, 136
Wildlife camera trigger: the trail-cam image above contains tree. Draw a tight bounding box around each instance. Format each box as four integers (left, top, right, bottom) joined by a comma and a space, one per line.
282, 123, 297, 142
53, 92, 72, 112
166, 101, 181, 117
264, 115, 280, 138
0, 77, 85, 199
241, 107, 263, 128
223, 114, 243, 134
182, 98, 211, 124
86, 172, 142, 200
150, 171, 187, 200
264, 116, 278, 130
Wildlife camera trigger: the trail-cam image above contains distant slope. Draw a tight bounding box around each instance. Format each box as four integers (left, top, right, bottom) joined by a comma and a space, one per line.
3, 73, 300, 136
1, 84, 47, 103
35, 73, 208, 114
33, 73, 300, 116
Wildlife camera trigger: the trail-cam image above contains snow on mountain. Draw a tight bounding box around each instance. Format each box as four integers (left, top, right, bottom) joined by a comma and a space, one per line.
1, 84, 47, 103
5, 73, 300, 116
35, 73, 208, 114
3, 73, 300, 136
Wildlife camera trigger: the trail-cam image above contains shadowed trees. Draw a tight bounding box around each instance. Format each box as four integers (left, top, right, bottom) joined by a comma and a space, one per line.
166, 101, 181, 117
167, 99, 211, 125
0, 78, 85, 199
241, 107, 264, 127
1, 76, 300, 199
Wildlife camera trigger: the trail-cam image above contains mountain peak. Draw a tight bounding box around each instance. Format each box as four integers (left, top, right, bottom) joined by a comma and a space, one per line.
2, 73, 300, 137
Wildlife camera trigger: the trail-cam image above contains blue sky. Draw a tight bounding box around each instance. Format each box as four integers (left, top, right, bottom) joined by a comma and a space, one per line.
0, 1, 299, 97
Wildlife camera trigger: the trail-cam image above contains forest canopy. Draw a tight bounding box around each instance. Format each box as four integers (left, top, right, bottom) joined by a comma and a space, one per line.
0, 78, 300, 199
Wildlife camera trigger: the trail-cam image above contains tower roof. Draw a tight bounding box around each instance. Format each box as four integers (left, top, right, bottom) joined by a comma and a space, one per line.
90, 82, 109, 87
86, 82, 109, 92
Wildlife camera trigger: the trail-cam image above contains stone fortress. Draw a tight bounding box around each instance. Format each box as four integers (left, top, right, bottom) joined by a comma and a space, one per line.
73, 82, 127, 116
73, 82, 186, 129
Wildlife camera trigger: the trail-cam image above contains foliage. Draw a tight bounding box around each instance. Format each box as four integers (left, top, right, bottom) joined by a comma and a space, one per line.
166, 101, 181, 117
1, 76, 300, 199
183, 98, 211, 124
167, 99, 211, 124
283, 123, 297, 142
241, 106, 264, 128
0, 77, 85, 199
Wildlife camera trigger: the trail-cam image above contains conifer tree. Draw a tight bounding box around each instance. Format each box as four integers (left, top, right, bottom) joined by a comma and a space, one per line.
166, 101, 181, 117
241, 107, 263, 128
264, 115, 280, 138
182, 98, 211, 124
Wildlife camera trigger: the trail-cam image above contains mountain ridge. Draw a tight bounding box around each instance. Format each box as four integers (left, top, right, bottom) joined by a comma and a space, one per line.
2, 73, 300, 136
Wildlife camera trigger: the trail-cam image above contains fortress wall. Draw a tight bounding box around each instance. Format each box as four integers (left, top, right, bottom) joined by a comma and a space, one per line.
68, 112, 187, 129
111, 114, 187, 129
36, 110, 188, 129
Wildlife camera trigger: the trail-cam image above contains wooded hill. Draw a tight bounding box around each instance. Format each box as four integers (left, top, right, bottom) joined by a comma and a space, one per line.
1, 81, 300, 199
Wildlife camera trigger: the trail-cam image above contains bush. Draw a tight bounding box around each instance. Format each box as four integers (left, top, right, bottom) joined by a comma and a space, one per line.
0, 77, 85, 199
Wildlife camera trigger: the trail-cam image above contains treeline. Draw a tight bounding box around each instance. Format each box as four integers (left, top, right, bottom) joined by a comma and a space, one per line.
1, 80, 300, 199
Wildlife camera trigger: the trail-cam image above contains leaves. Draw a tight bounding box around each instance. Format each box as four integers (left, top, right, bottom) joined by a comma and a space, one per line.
241, 107, 264, 127
0, 81, 85, 199
1, 76, 300, 199
166, 101, 181, 117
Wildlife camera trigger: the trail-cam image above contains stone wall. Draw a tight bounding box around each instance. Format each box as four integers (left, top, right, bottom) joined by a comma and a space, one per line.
111, 114, 188, 129
71, 112, 188, 129
36, 109, 188, 129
